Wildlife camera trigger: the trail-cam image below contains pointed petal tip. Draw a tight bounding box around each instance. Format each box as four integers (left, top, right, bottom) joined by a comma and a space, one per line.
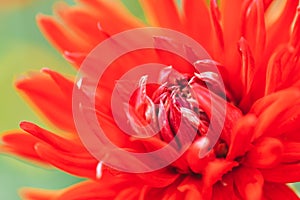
36, 13, 50, 25
40, 67, 51, 73
15, 75, 29, 90
19, 121, 34, 133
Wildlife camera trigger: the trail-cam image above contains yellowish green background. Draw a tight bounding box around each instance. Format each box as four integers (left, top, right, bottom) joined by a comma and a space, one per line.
0, 1, 299, 199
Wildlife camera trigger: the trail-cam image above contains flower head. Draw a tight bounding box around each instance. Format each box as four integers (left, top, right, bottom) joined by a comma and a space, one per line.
1, 0, 300, 199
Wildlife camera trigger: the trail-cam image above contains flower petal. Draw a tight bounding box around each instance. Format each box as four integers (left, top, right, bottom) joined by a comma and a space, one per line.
182, 0, 213, 51
282, 142, 300, 163
260, 163, 300, 183
233, 167, 264, 200
243, 137, 283, 169
54, 2, 108, 46
20, 188, 59, 200
265, 9, 300, 94
136, 168, 180, 188
227, 114, 257, 160
1, 132, 45, 163
250, 88, 300, 139
212, 174, 240, 200
20, 121, 85, 153
37, 14, 93, 53
34, 143, 98, 179
15, 71, 76, 132
241, 0, 266, 60
202, 159, 238, 188
140, 0, 182, 31
77, 0, 144, 35
264, 0, 298, 60
263, 182, 299, 200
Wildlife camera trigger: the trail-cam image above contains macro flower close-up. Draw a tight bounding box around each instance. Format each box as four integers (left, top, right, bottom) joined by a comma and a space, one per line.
0, 0, 300, 199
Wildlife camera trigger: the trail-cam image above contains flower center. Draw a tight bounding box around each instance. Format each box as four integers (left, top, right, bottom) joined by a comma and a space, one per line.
127, 65, 241, 174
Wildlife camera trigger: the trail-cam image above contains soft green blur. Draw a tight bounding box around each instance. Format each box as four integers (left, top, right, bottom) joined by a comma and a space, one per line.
0, 1, 81, 200
0, 1, 299, 200
0, 1, 144, 200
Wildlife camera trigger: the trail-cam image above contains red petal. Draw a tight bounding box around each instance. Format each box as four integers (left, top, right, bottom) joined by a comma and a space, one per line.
241, 0, 266, 60
1, 132, 45, 163
56, 173, 141, 200
282, 142, 300, 163
35, 143, 98, 179
186, 138, 216, 173
41, 68, 74, 98
220, 0, 243, 49
20, 121, 86, 153
37, 14, 93, 53
265, 48, 300, 95
20, 188, 58, 200
182, 0, 213, 51
15, 71, 76, 132
260, 163, 300, 183
140, 0, 182, 31
263, 182, 299, 200
238, 38, 255, 96
290, 8, 300, 51
191, 84, 242, 144
265, 8, 300, 95
212, 174, 240, 200
177, 176, 211, 200
136, 168, 180, 188
280, 131, 300, 143
233, 167, 264, 200
264, 0, 298, 60
77, 0, 144, 35
54, 2, 108, 45
250, 88, 300, 139
227, 114, 257, 160
202, 159, 239, 188
210, 0, 224, 51
244, 137, 283, 168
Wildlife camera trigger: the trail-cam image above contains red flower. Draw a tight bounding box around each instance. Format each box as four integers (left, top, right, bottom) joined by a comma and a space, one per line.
1, 0, 300, 199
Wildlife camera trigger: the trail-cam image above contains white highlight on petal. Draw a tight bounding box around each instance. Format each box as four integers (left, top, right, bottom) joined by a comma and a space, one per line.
197, 137, 210, 158
96, 161, 103, 179
76, 77, 83, 89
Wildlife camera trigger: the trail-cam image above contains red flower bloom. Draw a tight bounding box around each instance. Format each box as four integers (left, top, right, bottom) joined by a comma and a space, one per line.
1, 0, 300, 199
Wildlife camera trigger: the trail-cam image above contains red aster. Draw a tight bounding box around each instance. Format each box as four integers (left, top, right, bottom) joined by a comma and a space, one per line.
1, 0, 300, 199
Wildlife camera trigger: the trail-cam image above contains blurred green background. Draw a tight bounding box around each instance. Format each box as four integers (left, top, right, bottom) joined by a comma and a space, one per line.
0, 1, 81, 200
0, 1, 299, 199
0, 1, 145, 199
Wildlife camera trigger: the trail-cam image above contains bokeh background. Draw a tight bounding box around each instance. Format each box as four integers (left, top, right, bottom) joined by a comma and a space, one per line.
0, 1, 299, 199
